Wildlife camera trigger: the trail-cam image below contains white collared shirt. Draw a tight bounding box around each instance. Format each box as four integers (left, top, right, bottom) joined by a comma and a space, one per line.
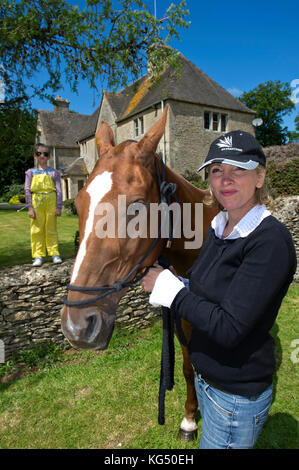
211, 204, 271, 240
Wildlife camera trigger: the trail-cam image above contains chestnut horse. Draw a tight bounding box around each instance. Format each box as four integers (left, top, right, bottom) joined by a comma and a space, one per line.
61, 105, 217, 440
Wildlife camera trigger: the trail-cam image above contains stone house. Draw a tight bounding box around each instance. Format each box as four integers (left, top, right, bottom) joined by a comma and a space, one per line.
36, 96, 90, 200
78, 52, 256, 178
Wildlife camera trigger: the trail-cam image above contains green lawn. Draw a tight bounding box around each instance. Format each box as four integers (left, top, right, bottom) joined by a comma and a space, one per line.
0, 284, 298, 449
0, 209, 78, 266
0, 208, 298, 449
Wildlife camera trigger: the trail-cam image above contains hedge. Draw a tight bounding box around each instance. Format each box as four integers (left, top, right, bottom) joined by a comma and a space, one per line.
266, 158, 299, 197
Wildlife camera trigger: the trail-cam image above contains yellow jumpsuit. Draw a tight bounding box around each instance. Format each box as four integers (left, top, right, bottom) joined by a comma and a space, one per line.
30, 173, 60, 258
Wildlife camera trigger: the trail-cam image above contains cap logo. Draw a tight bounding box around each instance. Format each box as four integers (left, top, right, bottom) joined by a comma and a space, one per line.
216, 136, 242, 152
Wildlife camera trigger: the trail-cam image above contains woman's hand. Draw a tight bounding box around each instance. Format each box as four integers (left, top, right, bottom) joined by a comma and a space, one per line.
141, 263, 178, 292
55, 208, 62, 216
141, 263, 164, 292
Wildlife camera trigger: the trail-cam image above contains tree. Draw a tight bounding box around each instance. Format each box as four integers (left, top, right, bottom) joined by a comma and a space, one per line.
0, 102, 37, 192
288, 114, 299, 143
239, 80, 295, 147
0, 0, 189, 105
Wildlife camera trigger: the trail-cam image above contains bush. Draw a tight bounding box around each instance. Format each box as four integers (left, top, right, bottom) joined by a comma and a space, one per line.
8, 194, 25, 204
267, 158, 299, 197
181, 170, 209, 189
74, 230, 80, 254
17, 341, 65, 369
1, 183, 26, 202
63, 198, 77, 215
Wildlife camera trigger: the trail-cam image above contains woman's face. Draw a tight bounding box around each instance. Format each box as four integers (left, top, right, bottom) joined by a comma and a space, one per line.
209, 163, 266, 219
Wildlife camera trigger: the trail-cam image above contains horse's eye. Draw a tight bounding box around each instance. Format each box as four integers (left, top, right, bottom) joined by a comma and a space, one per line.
127, 200, 147, 215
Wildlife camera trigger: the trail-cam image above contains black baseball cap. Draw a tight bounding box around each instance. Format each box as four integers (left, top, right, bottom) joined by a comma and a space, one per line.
197, 130, 266, 172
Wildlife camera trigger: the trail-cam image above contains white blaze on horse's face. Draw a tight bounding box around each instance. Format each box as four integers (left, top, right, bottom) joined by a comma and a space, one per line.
71, 171, 113, 284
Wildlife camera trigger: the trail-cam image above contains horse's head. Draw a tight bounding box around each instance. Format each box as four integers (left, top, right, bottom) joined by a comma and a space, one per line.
61, 106, 169, 350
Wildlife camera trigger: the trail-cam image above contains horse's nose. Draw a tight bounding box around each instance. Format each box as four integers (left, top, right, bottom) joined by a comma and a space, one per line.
83, 312, 102, 343
61, 306, 105, 349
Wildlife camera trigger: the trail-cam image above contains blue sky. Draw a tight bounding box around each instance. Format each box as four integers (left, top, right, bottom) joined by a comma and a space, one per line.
31, 0, 299, 131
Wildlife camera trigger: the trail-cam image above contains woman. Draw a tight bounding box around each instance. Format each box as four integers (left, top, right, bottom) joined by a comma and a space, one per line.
142, 130, 297, 449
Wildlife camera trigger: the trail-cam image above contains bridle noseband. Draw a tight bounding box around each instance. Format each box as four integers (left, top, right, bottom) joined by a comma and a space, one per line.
64, 154, 178, 307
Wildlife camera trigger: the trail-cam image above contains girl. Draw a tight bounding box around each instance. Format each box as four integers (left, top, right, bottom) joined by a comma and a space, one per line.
25, 143, 63, 266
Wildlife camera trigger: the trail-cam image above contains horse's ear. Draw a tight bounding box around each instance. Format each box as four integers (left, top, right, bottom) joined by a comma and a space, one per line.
96, 121, 115, 158
137, 104, 168, 162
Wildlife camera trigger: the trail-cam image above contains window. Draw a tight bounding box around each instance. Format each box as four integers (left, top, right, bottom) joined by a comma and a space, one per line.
134, 117, 144, 137
212, 113, 218, 131
204, 111, 210, 130
139, 117, 144, 135
221, 114, 227, 132
204, 111, 228, 132
134, 119, 139, 137
78, 180, 84, 192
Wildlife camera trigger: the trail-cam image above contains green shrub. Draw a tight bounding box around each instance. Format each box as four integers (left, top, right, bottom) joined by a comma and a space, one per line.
8, 194, 25, 204
17, 341, 65, 369
63, 198, 77, 215
267, 158, 299, 197
1, 183, 25, 202
74, 230, 80, 254
181, 170, 209, 189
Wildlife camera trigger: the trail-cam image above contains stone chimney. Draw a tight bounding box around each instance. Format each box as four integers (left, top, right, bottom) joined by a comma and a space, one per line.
147, 43, 173, 77
54, 95, 70, 113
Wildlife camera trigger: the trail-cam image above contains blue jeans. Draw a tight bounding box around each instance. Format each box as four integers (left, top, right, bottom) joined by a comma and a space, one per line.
194, 373, 272, 449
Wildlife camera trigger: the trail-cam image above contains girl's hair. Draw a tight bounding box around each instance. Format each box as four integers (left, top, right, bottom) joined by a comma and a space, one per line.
34, 142, 49, 154
203, 164, 271, 210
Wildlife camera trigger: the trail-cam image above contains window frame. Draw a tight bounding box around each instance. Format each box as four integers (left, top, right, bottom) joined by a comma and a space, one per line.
134, 118, 139, 137
204, 110, 228, 132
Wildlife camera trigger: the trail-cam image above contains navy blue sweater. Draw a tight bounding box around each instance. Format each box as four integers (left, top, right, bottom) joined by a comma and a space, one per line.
172, 215, 297, 396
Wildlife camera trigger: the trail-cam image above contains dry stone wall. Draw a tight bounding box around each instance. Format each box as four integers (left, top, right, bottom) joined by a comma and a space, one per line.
0, 261, 159, 361
269, 195, 299, 282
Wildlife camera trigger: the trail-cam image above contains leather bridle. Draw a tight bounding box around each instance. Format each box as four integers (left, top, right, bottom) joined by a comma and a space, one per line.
64, 153, 178, 307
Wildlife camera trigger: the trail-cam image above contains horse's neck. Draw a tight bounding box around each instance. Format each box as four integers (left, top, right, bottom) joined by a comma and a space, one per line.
161, 164, 217, 276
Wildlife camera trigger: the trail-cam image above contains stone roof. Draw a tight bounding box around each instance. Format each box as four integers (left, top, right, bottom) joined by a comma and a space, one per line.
76, 106, 101, 142
38, 110, 90, 148
115, 53, 254, 121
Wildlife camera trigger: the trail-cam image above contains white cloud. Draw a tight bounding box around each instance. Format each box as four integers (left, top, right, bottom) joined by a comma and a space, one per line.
227, 87, 243, 97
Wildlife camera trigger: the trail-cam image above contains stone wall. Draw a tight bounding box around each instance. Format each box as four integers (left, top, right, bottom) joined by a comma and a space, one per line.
269, 195, 299, 282
168, 100, 254, 175
0, 260, 159, 361
1, 196, 298, 362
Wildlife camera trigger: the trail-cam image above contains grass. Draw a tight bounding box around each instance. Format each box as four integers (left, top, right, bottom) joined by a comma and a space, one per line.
0, 284, 298, 449
0, 209, 78, 266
